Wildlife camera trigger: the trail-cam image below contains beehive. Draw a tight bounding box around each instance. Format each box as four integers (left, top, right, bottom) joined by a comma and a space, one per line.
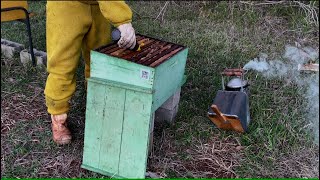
81, 34, 188, 178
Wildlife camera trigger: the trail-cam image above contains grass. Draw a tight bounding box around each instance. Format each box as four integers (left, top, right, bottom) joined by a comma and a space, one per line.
1, 1, 319, 178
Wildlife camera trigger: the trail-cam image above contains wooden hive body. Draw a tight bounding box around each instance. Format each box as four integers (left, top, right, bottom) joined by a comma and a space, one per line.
82, 34, 188, 178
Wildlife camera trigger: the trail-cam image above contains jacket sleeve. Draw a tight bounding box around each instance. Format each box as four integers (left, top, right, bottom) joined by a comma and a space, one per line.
97, 1, 133, 27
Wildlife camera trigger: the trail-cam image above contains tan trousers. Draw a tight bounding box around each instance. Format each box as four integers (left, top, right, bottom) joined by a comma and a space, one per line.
44, 1, 112, 115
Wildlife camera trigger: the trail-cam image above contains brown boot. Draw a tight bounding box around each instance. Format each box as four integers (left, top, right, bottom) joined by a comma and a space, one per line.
51, 113, 72, 145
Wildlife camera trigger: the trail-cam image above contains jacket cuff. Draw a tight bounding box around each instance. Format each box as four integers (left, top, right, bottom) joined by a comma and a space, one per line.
113, 19, 132, 27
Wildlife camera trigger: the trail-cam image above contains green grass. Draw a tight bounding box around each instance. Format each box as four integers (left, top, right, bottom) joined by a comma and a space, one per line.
1, 1, 319, 178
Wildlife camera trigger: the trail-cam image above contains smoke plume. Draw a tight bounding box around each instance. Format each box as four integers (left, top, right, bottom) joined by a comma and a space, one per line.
243, 45, 319, 144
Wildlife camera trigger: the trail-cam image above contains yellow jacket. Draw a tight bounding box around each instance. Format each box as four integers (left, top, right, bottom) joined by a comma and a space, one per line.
79, 0, 132, 27
44, 0, 133, 115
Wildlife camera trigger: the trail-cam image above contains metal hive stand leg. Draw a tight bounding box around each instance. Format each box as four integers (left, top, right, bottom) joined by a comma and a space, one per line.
24, 8, 36, 66
1, 7, 36, 66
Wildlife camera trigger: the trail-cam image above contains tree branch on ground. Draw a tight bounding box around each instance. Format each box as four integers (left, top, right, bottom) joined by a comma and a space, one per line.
155, 1, 170, 23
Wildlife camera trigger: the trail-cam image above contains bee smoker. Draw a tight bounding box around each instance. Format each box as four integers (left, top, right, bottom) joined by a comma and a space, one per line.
207, 68, 251, 133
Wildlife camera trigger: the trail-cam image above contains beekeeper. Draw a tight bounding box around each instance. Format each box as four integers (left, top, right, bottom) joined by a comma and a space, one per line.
44, 1, 136, 145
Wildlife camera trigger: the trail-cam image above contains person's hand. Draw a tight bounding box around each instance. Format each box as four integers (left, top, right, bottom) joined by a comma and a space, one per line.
117, 23, 136, 49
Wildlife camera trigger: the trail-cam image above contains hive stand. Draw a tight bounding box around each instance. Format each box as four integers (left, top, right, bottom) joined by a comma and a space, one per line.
155, 88, 181, 124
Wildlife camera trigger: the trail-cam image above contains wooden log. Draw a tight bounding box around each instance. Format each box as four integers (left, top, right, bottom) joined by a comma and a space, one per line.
298, 63, 319, 72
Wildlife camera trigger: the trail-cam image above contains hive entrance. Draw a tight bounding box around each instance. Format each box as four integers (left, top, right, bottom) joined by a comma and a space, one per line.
97, 34, 185, 67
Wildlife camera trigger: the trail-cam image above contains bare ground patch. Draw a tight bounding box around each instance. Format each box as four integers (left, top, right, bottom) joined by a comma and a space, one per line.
147, 117, 244, 178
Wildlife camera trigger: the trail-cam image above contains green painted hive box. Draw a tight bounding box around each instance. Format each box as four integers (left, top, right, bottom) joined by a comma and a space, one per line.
81, 34, 188, 178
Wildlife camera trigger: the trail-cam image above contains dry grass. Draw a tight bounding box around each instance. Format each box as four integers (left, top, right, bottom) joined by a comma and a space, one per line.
149, 119, 243, 178
274, 147, 319, 178
238, 1, 319, 26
